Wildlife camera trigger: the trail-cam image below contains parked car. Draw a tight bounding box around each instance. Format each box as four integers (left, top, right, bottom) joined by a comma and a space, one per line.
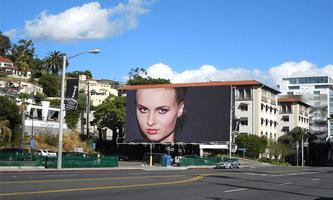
62, 152, 87, 158
215, 157, 240, 169
37, 149, 57, 157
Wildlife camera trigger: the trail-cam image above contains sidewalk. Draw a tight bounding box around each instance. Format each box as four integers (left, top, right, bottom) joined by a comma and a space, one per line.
0, 159, 272, 172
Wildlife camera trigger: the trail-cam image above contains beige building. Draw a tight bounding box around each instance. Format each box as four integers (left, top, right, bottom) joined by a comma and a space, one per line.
277, 97, 310, 137
78, 75, 118, 107
234, 81, 280, 140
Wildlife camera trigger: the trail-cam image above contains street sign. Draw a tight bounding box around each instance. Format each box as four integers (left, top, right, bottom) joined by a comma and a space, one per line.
30, 139, 35, 148
65, 98, 78, 110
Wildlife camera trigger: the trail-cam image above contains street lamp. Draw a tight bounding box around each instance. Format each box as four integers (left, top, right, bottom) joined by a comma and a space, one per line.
57, 49, 100, 169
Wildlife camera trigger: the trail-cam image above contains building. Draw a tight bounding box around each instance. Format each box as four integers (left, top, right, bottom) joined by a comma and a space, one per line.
78, 75, 118, 107
279, 75, 333, 165
234, 81, 280, 140
279, 75, 333, 143
24, 101, 68, 136
277, 97, 310, 136
0, 56, 31, 79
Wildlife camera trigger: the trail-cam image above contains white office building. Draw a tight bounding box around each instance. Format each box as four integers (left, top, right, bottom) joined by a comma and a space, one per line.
279, 75, 333, 143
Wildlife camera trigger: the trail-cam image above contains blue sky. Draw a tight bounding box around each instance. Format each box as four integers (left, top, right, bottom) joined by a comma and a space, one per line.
1, 0, 332, 87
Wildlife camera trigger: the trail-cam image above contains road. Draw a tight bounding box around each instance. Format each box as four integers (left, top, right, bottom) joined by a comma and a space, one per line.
1, 166, 332, 200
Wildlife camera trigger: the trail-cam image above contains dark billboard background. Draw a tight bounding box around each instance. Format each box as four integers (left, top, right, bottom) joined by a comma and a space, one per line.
66, 78, 79, 99
125, 85, 232, 143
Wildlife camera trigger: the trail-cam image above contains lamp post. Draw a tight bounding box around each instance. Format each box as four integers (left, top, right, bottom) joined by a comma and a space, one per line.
57, 49, 100, 169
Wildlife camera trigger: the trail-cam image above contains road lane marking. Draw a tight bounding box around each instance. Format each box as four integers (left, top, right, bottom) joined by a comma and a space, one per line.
312, 178, 320, 181
0, 174, 186, 184
279, 182, 292, 185
287, 172, 317, 176
0, 175, 204, 197
224, 188, 247, 193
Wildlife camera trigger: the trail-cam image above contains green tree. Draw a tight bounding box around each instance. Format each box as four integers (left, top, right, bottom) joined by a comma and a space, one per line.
127, 67, 170, 85
0, 119, 12, 143
66, 70, 92, 79
0, 32, 11, 56
93, 95, 126, 142
65, 93, 87, 129
10, 40, 35, 76
235, 134, 268, 159
289, 127, 307, 166
43, 51, 66, 75
268, 140, 293, 162
0, 96, 21, 146
38, 73, 61, 97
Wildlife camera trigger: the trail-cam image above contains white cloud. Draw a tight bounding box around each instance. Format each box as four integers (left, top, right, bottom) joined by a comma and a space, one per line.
268, 61, 333, 85
3, 29, 17, 39
139, 60, 333, 88
23, 0, 151, 42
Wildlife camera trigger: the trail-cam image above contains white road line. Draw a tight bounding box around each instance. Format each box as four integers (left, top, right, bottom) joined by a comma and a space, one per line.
224, 188, 248, 193
279, 182, 292, 185
271, 174, 284, 177
287, 172, 317, 176
312, 178, 320, 181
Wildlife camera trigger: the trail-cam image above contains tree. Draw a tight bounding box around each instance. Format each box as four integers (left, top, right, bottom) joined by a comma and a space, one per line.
127, 67, 170, 85
93, 95, 126, 142
235, 134, 268, 159
10, 40, 35, 76
0, 120, 12, 143
66, 70, 92, 79
0, 32, 11, 56
0, 96, 21, 146
289, 127, 307, 166
38, 73, 61, 97
43, 51, 66, 75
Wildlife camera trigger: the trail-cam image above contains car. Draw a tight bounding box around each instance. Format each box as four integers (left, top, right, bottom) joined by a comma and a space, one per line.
37, 149, 57, 157
62, 152, 87, 158
215, 157, 240, 169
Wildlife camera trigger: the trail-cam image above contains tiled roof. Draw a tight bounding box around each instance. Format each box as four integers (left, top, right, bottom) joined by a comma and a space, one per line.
0, 56, 13, 63
278, 97, 310, 107
125, 80, 280, 93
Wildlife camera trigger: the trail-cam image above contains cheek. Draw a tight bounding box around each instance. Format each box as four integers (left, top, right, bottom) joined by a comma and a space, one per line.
136, 112, 147, 127
158, 113, 178, 129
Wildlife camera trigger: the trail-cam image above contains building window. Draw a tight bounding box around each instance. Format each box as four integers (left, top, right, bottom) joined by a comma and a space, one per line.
282, 116, 289, 122
265, 119, 269, 126
261, 103, 264, 111
240, 104, 248, 111
313, 91, 320, 94
274, 121, 278, 127
287, 92, 294, 96
288, 86, 300, 90
240, 118, 248, 126
239, 89, 245, 100
270, 120, 273, 126
245, 89, 252, 99
282, 127, 289, 133
261, 118, 264, 125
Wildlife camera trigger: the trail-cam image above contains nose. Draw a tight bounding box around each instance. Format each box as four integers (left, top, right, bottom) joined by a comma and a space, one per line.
147, 113, 156, 127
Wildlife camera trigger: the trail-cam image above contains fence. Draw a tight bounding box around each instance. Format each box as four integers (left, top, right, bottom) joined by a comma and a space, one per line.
179, 156, 224, 166
0, 152, 118, 168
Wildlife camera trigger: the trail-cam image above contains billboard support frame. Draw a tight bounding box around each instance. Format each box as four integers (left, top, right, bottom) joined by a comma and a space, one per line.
229, 86, 234, 158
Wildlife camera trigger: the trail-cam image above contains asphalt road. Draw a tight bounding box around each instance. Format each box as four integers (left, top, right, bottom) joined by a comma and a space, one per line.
1, 166, 332, 200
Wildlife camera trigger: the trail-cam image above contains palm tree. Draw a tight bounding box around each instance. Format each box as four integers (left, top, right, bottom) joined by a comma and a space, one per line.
0, 119, 12, 143
289, 127, 307, 166
43, 51, 66, 75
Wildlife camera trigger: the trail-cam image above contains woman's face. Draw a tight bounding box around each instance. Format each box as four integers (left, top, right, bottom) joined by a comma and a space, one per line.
136, 88, 184, 142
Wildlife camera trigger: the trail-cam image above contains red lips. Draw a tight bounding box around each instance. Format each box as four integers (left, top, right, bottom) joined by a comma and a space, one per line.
147, 129, 158, 135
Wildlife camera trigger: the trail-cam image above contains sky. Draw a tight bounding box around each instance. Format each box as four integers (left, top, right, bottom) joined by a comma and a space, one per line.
1, 0, 332, 88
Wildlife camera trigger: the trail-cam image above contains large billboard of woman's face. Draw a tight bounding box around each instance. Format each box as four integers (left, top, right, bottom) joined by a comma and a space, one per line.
125, 85, 232, 143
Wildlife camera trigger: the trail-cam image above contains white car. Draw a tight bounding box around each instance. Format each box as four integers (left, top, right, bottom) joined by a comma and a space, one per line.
38, 149, 57, 157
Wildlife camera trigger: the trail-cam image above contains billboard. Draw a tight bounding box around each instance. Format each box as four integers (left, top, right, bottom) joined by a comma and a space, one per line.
125, 85, 232, 143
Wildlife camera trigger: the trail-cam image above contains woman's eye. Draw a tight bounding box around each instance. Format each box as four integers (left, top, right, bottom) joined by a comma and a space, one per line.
138, 107, 148, 113
158, 108, 169, 114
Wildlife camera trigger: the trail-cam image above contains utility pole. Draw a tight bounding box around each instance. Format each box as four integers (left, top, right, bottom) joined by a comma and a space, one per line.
86, 81, 90, 137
